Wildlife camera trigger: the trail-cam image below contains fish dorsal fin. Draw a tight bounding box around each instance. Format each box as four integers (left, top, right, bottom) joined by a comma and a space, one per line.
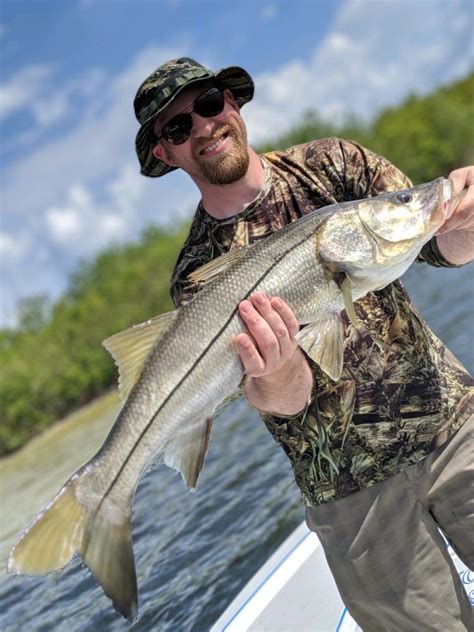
297, 313, 344, 381
164, 418, 213, 491
103, 311, 178, 402
187, 248, 248, 285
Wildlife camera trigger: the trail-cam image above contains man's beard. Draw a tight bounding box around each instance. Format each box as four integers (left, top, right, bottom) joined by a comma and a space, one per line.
194, 116, 250, 185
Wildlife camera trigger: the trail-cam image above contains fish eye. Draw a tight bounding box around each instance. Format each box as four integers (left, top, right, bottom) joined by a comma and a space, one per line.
397, 192, 413, 204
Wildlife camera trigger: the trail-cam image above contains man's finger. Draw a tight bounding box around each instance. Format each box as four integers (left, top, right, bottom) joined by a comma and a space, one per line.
449, 166, 474, 195
437, 187, 474, 234
234, 333, 265, 376
250, 292, 291, 343
250, 293, 299, 361
270, 297, 300, 338
239, 297, 281, 366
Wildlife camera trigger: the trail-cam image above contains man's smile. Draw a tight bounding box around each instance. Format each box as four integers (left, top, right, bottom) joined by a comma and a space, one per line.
198, 132, 230, 157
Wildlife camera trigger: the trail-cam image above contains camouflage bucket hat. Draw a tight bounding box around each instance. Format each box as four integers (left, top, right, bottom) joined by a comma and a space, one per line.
134, 57, 254, 178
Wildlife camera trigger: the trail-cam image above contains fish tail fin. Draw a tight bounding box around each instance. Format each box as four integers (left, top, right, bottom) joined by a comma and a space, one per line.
7, 477, 87, 575
8, 472, 138, 621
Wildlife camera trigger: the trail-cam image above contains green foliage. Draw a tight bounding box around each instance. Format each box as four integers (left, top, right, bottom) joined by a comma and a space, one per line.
257, 110, 371, 155
16, 295, 51, 333
257, 73, 474, 184
1, 73, 472, 456
368, 75, 474, 182
0, 224, 189, 456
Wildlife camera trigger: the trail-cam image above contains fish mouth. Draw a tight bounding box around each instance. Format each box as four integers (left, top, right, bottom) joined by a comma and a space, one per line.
423, 177, 453, 226
429, 177, 469, 231
442, 178, 454, 220
445, 179, 468, 220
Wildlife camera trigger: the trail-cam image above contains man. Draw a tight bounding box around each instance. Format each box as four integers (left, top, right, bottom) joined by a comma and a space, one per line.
133, 58, 474, 630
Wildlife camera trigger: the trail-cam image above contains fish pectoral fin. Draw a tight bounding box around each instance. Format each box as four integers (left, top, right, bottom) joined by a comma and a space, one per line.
322, 263, 359, 327
337, 272, 359, 327
187, 247, 248, 285
103, 310, 178, 402
164, 418, 213, 491
296, 313, 344, 381
8, 473, 138, 621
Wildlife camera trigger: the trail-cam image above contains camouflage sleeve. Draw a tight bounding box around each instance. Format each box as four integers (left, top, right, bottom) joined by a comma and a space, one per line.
317, 137, 413, 199
417, 237, 462, 267
170, 261, 197, 307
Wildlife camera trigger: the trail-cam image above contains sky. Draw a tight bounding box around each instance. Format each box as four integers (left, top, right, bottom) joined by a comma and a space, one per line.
0, 0, 473, 326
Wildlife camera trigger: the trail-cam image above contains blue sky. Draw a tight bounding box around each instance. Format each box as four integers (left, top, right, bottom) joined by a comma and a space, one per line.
1, 0, 472, 326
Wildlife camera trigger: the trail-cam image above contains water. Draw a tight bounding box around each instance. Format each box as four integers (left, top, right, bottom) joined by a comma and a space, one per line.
0, 263, 472, 631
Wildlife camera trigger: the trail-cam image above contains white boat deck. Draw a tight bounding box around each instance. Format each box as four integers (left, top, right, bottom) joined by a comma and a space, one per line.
211, 522, 359, 632
211, 522, 473, 632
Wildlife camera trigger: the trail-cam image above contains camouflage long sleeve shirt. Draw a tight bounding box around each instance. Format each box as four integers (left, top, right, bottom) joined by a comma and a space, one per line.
170, 138, 473, 506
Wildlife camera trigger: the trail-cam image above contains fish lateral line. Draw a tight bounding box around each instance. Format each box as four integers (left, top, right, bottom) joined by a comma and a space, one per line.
96, 226, 319, 509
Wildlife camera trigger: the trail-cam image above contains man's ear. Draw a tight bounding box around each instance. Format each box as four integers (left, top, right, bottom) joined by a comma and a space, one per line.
152, 143, 178, 167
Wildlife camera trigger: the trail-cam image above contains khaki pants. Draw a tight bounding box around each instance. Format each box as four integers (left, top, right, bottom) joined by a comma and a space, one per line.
306, 415, 474, 631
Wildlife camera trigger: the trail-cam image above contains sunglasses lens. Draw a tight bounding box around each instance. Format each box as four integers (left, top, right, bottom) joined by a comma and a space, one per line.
162, 113, 193, 145
194, 88, 225, 118
158, 88, 225, 145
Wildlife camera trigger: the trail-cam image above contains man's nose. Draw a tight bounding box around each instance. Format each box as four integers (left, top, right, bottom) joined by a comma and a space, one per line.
191, 112, 217, 138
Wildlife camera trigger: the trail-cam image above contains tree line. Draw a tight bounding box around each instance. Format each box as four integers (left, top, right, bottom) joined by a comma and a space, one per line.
0, 73, 472, 456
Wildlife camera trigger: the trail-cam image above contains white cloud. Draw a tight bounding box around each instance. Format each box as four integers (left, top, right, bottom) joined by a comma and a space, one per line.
1, 0, 473, 325
325, 33, 351, 53
0, 41, 203, 324
0, 233, 25, 259
45, 173, 146, 254
0, 64, 54, 121
244, 0, 473, 144
31, 69, 104, 128
46, 185, 89, 244
261, 4, 278, 21
33, 92, 70, 127
0, 62, 106, 136
106, 162, 148, 213
2, 43, 193, 223
46, 208, 82, 242
101, 214, 126, 239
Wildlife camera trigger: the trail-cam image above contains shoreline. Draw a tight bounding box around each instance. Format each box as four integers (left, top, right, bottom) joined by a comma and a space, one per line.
0, 390, 120, 565
0, 390, 119, 464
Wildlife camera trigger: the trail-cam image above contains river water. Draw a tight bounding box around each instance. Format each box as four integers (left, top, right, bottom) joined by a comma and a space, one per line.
1, 263, 473, 632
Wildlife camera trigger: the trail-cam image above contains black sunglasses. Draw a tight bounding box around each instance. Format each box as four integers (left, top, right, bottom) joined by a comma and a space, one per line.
155, 87, 225, 145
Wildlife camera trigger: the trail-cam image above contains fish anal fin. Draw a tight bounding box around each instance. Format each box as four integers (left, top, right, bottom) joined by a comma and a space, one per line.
296, 313, 344, 381
187, 248, 248, 285
164, 418, 213, 490
103, 310, 178, 402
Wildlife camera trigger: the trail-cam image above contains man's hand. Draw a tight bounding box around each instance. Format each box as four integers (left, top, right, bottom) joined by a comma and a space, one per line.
234, 292, 313, 415
436, 166, 474, 265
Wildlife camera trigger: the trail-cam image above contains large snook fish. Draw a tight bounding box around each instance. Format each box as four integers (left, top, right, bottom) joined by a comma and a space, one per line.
8, 178, 460, 620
